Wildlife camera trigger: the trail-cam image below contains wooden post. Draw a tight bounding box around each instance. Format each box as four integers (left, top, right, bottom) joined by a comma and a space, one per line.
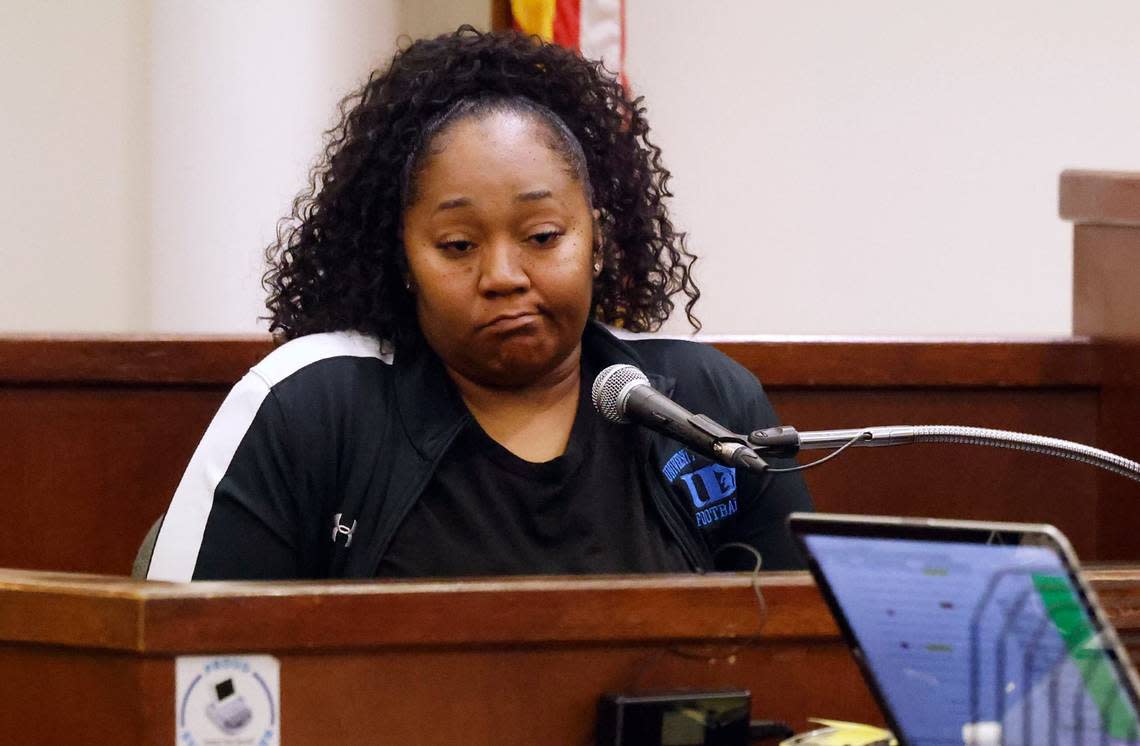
1060, 169, 1140, 559
1063, 170, 1140, 339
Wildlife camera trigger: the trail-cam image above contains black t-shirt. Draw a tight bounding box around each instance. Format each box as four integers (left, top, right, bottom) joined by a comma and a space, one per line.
376, 371, 691, 578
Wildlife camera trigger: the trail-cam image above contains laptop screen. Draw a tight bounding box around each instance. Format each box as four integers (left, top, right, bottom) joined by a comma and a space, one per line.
802, 533, 1140, 745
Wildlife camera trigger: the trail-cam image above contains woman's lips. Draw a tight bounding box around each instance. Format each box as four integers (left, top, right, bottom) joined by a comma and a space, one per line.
481, 311, 540, 332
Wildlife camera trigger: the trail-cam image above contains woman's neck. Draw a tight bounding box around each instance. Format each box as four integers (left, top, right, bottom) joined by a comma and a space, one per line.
446, 348, 583, 463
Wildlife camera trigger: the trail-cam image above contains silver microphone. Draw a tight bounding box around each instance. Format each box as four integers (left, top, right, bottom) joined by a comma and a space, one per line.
591, 364, 768, 475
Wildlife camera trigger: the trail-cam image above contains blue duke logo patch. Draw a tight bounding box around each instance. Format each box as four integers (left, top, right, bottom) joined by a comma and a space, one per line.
661, 448, 738, 527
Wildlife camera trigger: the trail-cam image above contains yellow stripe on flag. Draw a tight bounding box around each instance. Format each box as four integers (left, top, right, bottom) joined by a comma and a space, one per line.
510, 0, 556, 41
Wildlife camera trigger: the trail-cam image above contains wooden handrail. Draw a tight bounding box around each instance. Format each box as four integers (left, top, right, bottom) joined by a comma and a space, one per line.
0, 336, 1102, 387
2, 568, 1137, 653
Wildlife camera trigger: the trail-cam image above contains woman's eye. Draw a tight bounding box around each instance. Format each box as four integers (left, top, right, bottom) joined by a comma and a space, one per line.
529, 230, 563, 246
437, 240, 474, 253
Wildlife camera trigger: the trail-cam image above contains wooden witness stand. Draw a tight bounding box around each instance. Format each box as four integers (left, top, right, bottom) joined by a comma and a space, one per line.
2, 170, 1140, 743
0, 572, 857, 743
3, 568, 1136, 743
2, 569, 1140, 743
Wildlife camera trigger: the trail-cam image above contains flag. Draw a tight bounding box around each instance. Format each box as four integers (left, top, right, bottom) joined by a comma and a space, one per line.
510, 0, 626, 86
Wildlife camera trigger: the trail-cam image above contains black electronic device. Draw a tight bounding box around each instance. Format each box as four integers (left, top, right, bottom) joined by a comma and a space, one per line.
597, 690, 751, 746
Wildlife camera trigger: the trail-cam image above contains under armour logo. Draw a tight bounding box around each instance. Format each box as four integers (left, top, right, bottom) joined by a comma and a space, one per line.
331, 513, 356, 547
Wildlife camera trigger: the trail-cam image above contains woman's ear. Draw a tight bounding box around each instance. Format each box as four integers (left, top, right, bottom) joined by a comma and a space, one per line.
397, 251, 416, 294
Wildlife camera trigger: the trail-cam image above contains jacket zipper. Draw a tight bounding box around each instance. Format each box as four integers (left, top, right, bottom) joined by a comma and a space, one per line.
640, 438, 709, 572
367, 414, 471, 575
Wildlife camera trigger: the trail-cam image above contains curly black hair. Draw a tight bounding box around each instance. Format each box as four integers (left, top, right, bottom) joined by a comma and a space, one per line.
264, 25, 700, 343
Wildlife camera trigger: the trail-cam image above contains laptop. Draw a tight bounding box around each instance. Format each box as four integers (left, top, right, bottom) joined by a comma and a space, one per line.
789, 512, 1140, 746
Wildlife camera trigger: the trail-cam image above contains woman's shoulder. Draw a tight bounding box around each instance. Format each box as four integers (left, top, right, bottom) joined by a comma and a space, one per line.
609, 328, 751, 382
220, 331, 397, 422
220, 331, 399, 443
249, 331, 393, 391
609, 329, 778, 430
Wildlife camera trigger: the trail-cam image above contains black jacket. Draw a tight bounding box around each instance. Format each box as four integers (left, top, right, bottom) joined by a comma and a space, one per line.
146, 323, 811, 581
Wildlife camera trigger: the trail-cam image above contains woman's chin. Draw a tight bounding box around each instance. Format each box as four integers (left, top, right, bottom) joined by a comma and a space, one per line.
469, 343, 577, 389
476, 358, 559, 389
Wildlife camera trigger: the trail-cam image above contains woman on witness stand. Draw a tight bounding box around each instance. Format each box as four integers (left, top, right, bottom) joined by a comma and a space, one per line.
144, 26, 811, 582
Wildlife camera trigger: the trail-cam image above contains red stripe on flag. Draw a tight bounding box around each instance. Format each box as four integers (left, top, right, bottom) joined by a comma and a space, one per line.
552, 0, 580, 50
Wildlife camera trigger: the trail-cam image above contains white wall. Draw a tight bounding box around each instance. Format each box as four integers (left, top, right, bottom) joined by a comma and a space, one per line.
148, 0, 403, 333
403, 0, 489, 40
628, 1, 1140, 335
147, 0, 488, 333
4, 2, 1140, 335
0, 0, 485, 335
0, 1, 149, 333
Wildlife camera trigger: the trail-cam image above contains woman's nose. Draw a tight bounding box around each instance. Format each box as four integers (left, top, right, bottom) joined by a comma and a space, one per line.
476, 240, 530, 296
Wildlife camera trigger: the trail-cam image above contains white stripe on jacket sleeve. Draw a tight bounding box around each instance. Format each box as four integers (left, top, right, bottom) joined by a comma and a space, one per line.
146, 332, 386, 581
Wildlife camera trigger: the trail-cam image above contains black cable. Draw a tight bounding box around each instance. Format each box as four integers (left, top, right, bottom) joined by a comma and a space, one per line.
766, 431, 867, 473
712, 541, 766, 620
707, 544, 794, 744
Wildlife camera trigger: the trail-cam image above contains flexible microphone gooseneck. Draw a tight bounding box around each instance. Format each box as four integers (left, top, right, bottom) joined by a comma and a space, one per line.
591, 364, 768, 475
592, 364, 1140, 483
747, 424, 1140, 482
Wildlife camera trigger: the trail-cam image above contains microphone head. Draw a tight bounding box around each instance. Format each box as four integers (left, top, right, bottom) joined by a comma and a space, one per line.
591, 364, 649, 424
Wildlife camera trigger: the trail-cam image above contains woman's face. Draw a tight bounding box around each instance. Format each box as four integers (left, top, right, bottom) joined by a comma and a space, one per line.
402, 111, 595, 389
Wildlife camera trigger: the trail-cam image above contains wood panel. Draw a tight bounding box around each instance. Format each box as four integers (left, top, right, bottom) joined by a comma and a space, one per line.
0, 336, 272, 384
710, 337, 1100, 387
0, 336, 1129, 573
772, 387, 1103, 558
0, 386, 224, 574
1095, 345, 1140, 562
0, 648, 166, 744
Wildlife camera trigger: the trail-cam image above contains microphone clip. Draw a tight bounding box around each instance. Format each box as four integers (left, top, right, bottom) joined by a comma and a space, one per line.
747, 426, 802, 457
688, 414, 771, 475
